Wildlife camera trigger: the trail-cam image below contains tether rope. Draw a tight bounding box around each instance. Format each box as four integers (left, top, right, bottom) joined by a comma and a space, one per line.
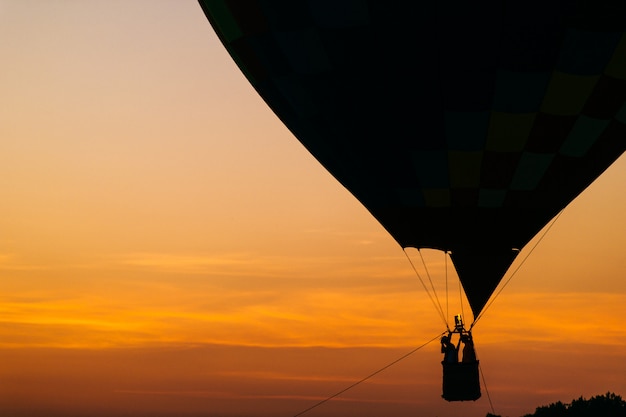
291, 332, 446, 417
479, 361, 496, 415
403, 249, 449, 330
472, 210, 563, 327
471, 343, 496, 415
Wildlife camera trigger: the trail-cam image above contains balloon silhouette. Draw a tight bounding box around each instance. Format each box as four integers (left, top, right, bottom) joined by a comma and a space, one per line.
200, 1, 626, 317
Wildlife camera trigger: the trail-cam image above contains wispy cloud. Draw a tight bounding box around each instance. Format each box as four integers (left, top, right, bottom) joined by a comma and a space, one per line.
0, 253, 50, 271
119, 252, 256, 271
2, 246, 624, 350
4, 286, 622, 350
474, 292, 626, 345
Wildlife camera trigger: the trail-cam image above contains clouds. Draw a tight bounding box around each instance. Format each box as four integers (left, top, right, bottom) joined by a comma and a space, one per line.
0, 242, 439, 350
2, 240, 625, 350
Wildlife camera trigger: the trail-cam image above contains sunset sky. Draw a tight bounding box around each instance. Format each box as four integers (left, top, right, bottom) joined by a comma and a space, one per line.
1, 2, 625, 417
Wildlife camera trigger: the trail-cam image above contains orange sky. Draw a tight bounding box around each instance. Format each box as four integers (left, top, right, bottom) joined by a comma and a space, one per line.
1, 2, 625, 417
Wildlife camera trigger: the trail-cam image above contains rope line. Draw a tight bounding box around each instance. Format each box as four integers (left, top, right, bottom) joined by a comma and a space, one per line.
418, 249, 446, 324
444, 251, 449, 323
472, 344, 495, 414
403, 249, 449, 329
479, 362, 495, 415
291, 332, 446, 417
458, 273, 465, 323
472, 210, 563, 327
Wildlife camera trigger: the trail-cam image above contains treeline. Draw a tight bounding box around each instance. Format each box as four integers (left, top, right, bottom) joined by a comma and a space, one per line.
486, 392, 626, 417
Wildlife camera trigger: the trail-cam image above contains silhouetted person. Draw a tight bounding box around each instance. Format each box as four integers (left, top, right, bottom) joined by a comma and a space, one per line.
460, 334, 476, 363
441, 335, 458, 363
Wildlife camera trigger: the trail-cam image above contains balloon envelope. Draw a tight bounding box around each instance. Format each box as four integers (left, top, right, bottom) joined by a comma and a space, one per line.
200, 1, 626, 317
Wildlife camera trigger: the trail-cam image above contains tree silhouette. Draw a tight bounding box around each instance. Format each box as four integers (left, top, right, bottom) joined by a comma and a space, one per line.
519, 392, 626, 417
485, 392, 625, 417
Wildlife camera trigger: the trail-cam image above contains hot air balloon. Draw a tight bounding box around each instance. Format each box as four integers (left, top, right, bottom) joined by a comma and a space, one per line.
199, 0, 626, 401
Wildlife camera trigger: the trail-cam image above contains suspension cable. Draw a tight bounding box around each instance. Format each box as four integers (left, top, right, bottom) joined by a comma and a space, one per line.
472, 210, 563, 327
291, 332, 447, 417
418, 249, 446, 324
403, 249, 449, 330
444, 251, 449, 323
458, 273, 465, 323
